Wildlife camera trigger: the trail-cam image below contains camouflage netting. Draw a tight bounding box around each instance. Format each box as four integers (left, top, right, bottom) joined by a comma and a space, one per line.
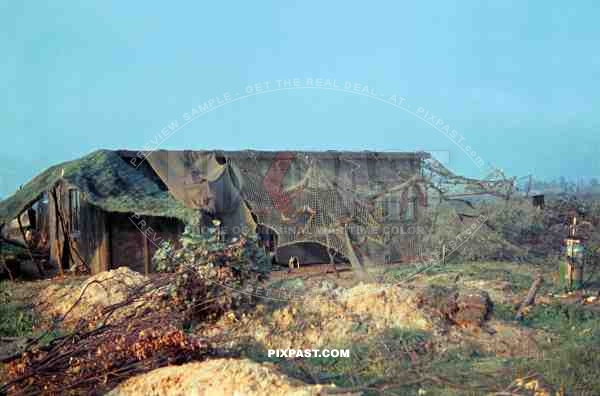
145, 150, 510, 269
232, 151, 428, 268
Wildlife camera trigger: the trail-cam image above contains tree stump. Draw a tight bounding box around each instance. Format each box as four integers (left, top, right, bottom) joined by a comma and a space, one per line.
454, 291, 492, 327
416, 285, 492, 328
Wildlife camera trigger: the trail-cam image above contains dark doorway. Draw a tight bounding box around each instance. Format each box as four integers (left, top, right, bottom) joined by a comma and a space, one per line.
275, 241, 347, 266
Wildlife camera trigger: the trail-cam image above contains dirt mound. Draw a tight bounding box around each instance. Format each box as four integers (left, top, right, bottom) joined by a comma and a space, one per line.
107, 358, 356, 396
340, 283, 432, 331
441, 319, 546, 358
38, 267, 150, 323
202, 282, 434, 354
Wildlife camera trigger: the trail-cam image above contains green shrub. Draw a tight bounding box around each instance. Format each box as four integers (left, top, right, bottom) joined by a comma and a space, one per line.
521, 303, 600, 330
0, 302, 35, 337
0, 282, 35, 338
151, 225, 271, 324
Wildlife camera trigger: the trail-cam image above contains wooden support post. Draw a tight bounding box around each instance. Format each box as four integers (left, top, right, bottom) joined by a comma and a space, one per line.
325, 233, 338, 276
50, 188, 65, 276
101, 213, 112, 272
53, 238, 63, 277
50, 187, 88, 273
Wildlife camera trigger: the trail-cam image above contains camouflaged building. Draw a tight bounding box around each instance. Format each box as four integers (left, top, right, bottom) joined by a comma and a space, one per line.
0, 149, 431, 274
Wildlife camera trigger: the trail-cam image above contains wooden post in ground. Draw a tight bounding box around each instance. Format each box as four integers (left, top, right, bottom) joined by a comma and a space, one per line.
143, 225, 150, 275
50, 188, 64, 276
50, 187, 87, 273
325, 233, 338, 276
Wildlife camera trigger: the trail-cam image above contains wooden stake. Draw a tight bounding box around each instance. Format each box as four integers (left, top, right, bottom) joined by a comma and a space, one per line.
143, 226, 150, 276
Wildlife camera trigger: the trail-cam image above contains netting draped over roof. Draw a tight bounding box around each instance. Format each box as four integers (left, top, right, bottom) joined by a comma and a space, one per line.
237, 151, 429, 267
145, 150, 429, 268
0, 150, 197, 225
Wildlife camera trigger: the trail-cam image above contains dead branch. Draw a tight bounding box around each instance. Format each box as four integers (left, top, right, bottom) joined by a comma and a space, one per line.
515, 275, 543, 320
0, 273, 213, 396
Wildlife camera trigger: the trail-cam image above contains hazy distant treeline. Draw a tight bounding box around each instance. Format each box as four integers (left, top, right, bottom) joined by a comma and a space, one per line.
530, 177, 600, 195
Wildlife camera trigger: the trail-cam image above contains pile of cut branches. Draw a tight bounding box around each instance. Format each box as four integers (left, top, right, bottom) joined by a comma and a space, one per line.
1, 275, 214, 395
1, 226, 270, 395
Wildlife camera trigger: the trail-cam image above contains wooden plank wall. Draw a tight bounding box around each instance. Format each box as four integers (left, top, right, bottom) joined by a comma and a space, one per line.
110, 213, 183, 275
48, 181, 111, 273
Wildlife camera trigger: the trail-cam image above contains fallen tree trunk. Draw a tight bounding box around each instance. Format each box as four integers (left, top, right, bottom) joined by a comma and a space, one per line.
515, 274, 543, 321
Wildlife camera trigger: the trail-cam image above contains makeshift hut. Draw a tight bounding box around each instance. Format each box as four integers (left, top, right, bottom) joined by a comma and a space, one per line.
0, 150, 194, 274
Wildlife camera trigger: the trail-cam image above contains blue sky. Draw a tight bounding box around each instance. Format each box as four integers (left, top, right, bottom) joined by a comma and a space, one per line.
1, 1, 599, 196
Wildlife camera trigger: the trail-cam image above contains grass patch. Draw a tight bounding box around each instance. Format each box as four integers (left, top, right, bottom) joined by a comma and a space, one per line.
440, 261, 536, 290
493, 302, 516, 321
0, 281, 36, 337
0, 303, 35, 337
382, 261, 537, 293
387, 327, 429, 342
427, 348, 515, 395
265, 277, 305, 292
514, 321, 600, 394
507, 303, 600, 394
521, 303, 600, 330
381, 261, 465, 284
